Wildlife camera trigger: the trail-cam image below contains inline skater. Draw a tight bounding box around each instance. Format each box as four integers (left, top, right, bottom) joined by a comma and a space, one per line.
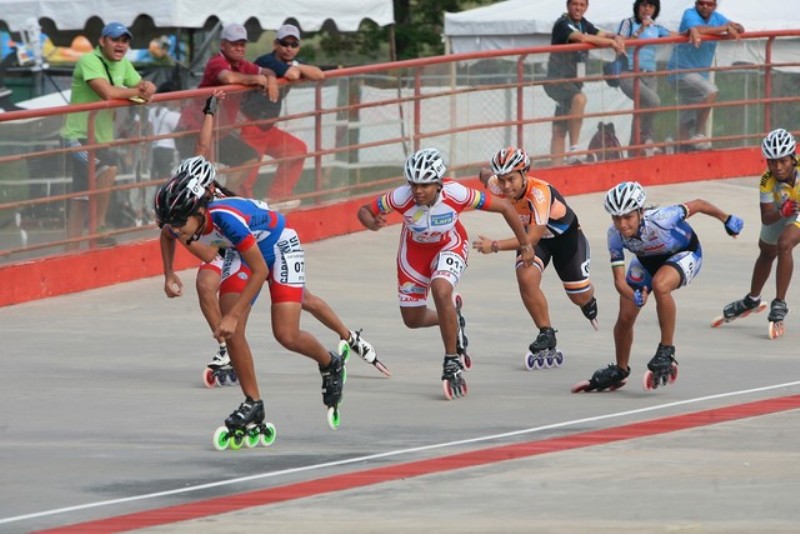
472, 146, 597, 371
716, 128, 799, 339
357, 148, 535, 399
572, 181, 744, 392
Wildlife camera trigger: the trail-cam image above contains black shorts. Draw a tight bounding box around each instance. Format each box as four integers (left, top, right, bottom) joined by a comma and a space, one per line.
532, 223, 591, 284
62, 138, 118, 194
543, 81, 583, 127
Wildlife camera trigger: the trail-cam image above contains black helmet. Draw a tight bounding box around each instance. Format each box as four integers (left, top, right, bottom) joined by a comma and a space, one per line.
154, 171, 210, 228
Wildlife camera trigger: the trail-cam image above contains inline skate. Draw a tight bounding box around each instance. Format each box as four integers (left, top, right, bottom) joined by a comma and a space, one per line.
768, 298, 789, 339
203, 344, 238, 388
321, 343, 348, 429
571, 364, 630, 393
348, 329, 391, 377
525, 327, 563, 370
711, 294, 766, 327
455, 293, 472, 370
642, 344, 679, 390
581, 296, 599, 331
212, 397, 276, 451
441, 355, 467, 400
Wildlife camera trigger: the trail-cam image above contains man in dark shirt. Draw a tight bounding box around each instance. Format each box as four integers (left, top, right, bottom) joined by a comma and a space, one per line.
545, 0, 625, 165
239, 24, 325, 209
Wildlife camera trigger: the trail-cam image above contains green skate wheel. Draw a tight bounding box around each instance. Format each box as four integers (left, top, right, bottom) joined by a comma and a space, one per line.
261, 422, 277, 446
212, 426, 230, 451
326, 406, 341, 430
229, 430, 245, 450
338, 340, 350, 363
245, 428, 260, 448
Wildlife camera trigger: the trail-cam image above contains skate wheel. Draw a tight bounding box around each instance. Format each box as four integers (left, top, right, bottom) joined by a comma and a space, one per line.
608, 379, 627, 392
442, 379, 454, 400
544, 354, 554, 369
338, 339, 351, 363
326, 406, 341, 430
245, 427, 260, 449
668, 363, 679, 384
461, 353, 473, 371
642, 370, 656, 391
212, 426, 231, 451
769, 321, 785, 340
459, 380, 468, 397
710, 315, 726, 328
374, 360, 392, 378
229, 369, 239, 385
455, 293, 463, 311
261, 423, 277, 447
203, 368, 217, 389
570, 380, 591, 393
524, 351, 536, 371
553, 351, 564, 368
217, 372, 228, 386
229, 430, 245, 450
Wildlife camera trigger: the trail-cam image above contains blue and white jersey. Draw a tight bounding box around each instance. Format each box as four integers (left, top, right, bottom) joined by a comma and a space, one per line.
607, 204, 698, 268
197, 197, 286, 261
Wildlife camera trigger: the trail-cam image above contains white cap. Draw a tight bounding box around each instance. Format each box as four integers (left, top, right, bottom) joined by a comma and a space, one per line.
276, 24, 301, 41
221, 23, 248, 42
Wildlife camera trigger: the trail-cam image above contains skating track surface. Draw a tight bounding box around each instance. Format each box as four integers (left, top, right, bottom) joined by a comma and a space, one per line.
2, 179, 799, 533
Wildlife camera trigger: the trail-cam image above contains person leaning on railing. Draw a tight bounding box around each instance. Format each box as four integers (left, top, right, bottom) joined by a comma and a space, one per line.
545, 0, 625, 166
61, 22, 156, 250
666, 0, 744, 152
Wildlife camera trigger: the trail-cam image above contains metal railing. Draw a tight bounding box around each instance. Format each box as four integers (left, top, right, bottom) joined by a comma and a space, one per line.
0, 30, 798, 264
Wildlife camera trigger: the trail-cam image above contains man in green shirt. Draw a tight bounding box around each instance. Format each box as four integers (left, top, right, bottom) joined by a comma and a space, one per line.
61, 22, 156, 249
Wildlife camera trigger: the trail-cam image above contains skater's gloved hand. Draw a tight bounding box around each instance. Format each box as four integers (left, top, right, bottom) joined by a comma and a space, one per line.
724, 214, 744, 236
203, 95, 219, 116
780, 199, 798, 218
633, 287, 648, 308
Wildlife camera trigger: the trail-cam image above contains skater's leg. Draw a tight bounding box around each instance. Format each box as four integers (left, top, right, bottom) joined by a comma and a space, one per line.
400, 304, 440, 329
271, 301, 332, 366
430, 277, 459, 356
196, 268, 223, 334
220, 293, 259, 400
651, 266, 682, 347
613, 295, 641, 370
774, 225, 800, 301
517, 263, 551, 329
750, 240, 778, 298
301, 287, 350, 340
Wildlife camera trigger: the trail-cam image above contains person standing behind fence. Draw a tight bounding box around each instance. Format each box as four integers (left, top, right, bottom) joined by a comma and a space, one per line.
545, 0, 625, 166
175, 23, 279, 194
238, 24, 325, 210
615, 0, 680, 157
666, 0, 744, 151
61, 22, 156, 250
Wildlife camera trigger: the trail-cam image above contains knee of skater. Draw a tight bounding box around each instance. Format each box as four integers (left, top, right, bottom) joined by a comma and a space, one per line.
273, 330, 300, 350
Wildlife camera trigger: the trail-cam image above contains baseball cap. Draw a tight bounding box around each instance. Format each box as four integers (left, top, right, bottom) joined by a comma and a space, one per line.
101, 22, 133, 40
276, 24, 301, 41
221, 23, 249, 42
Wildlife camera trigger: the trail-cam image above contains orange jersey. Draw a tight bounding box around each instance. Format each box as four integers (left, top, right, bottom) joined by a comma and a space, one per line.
487, 174, 577, 238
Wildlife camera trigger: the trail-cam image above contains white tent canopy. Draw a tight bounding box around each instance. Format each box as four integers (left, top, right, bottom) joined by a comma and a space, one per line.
0, 0, 395, 32
444, 0, 796, 54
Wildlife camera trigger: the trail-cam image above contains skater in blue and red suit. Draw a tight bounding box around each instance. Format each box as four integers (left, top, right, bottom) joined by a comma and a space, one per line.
574, 181, 744, 392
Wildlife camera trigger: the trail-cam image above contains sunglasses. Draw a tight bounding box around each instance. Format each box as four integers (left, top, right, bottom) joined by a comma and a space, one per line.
278, 39, 300, 49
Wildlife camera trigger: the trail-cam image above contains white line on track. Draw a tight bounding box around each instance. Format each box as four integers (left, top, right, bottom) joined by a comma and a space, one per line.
3, 381, 799, 526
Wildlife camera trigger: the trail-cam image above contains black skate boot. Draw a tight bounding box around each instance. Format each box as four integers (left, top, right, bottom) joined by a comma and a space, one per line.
203, 344, 238, 388
525, 327, 563, 370
320, 352, 346, 429
571, 364, 630, 393
441, 355, 467, 400
768, 298, 789, 339
213, 397, 276, 451
348, 329, 391, 377
581, 296, 599, 330
644, 344, 679, 390
454, 294, 472, 369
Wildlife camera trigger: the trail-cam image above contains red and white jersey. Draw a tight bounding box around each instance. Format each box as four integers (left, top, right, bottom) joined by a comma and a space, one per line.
373, 180, 493, 246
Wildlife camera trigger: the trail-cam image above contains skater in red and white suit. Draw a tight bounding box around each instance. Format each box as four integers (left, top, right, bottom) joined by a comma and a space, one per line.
358, 148, 533, 394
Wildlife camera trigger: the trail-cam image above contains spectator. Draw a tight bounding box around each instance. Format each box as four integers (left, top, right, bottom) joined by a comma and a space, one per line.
175, 23, 279, 194
615, 0, 680, 157
61, 22, 156, 249
238, 24, 325, 210
667, 0, 744, 151
148, 81, 180, 182
545, 0, 625, 165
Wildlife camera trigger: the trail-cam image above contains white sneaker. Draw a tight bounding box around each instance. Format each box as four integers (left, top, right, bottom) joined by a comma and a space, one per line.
691, 134, 712, 151
269, 199, 302, 212
643, 138, 663, 157
565, 146, 584, 165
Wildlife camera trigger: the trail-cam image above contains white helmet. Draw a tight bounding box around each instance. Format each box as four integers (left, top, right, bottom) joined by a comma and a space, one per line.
604, 181, 646, 216
490, 146, 530, 176
174, 156, 216, 188
404, 148, 446, 184
761, 128, 796, 160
